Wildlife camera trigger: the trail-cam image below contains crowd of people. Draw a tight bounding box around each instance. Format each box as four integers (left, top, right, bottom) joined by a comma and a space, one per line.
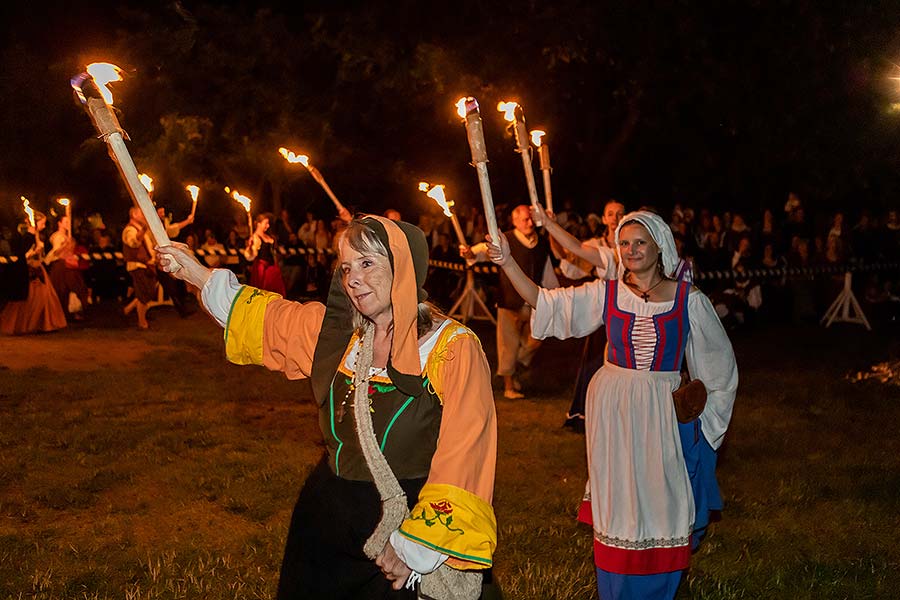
1, 192, 897, 334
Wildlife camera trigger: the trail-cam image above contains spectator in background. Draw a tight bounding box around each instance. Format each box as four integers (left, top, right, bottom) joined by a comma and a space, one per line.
851, 210, 878, 262
298, 210, 319, 248
725, 214, 751, 254
827, 212, 845, 243
274, 208, 294, 244
428, 232, 462, 308
882, 209, 900, 260
756, 209, 780, 254
280, 231, 305, 298
782, 202, 813, 248
200, 230, 226, 268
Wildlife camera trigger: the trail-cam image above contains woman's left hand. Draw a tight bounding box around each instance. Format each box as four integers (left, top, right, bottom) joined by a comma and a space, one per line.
375, 541, 413, 590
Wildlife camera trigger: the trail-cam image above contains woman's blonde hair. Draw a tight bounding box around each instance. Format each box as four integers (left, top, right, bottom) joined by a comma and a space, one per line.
341, 219, 442, 338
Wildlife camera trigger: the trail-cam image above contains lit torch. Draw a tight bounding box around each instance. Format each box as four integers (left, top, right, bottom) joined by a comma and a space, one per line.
21, 197, 35, 229
530, 130, 553, 213
455, 97, 500, 245
498, 101, 544, 225
419, 181, 467, 246
57, 197, 72, 240
279, 147, 348, 218
186, 184, 200, 219
70, 63, 177, 269
226, 187, 254, 236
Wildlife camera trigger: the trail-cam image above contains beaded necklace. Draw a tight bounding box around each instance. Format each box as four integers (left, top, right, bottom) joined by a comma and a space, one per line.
336, 343, 387, 423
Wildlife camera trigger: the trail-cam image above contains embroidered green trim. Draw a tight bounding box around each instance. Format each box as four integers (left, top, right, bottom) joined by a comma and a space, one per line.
329, 379, 343, 475
380, 396, 413, 452
223, 285, 247, 345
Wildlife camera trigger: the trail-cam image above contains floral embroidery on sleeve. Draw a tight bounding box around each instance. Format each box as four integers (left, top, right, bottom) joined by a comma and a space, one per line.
409, 499, 465, 535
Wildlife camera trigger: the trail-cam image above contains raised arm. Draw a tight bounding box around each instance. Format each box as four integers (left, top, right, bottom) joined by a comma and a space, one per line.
485, 233, 540, 307
539, 208, 608, 268
157, 242, 325, 379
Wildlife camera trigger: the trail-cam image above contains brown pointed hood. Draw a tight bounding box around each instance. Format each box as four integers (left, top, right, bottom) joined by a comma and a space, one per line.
310, 215, 430, 403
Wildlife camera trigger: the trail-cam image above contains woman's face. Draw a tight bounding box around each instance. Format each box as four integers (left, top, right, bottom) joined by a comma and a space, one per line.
618, 223, 661, 275
339, 237, 393, 324
602, 202, 625, 229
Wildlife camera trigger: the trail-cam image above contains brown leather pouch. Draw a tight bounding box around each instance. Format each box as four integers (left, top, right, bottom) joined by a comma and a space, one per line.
673, 378, 707, 423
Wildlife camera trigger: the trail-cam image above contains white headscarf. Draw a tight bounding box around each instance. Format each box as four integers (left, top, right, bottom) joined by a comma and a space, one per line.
614, 210, 680, 279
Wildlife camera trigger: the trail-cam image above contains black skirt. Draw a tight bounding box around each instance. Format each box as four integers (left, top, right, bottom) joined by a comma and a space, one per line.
277, 458, 427, 600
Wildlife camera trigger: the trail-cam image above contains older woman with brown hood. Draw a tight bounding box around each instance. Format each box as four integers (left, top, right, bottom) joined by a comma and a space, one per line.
157, 216, 497, 600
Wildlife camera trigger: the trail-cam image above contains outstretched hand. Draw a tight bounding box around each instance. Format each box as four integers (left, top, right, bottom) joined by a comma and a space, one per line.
485, 233, 509, 266
155, 243, 212, 289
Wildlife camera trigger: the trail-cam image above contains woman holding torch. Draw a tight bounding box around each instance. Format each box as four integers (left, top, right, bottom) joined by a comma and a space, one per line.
156, 215, 497, 599
1, 210, 67, 335
486, 210, 737, 600
243, 212, 287, 295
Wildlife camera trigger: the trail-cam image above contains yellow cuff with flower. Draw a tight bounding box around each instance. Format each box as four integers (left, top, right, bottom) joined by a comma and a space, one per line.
224, 286, 282, 365
398, 483, 496, 569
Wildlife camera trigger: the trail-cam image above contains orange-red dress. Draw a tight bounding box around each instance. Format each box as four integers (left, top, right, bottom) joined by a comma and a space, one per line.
1, 248, 67, 335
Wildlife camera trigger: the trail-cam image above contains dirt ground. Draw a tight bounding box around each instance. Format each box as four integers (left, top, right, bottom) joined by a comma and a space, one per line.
0, 301, 196, 371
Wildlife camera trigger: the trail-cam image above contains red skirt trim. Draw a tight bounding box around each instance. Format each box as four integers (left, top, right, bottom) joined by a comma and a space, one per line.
593, 538, 691, 575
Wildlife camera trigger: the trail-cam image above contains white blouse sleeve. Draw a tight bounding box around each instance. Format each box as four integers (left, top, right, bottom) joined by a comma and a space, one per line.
595, 246, 618, 280
559, 258, 591, 280
389, 530, 448, 574
530, 279, 608, 340
685, 289, 739, 450
200, 269, 244, 327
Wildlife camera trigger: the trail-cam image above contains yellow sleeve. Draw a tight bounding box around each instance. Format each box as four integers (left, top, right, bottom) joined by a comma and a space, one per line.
224, 286, 325, 380
398, 323, 497, 569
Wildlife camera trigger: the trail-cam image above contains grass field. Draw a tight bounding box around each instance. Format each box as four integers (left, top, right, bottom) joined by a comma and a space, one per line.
1, 301, 898, 599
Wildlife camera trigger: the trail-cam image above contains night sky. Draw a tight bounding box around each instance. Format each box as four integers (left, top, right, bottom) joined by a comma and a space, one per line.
3, 1, 900, 229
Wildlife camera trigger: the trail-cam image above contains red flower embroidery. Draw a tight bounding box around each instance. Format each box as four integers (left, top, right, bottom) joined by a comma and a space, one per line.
430, 500, 453, 515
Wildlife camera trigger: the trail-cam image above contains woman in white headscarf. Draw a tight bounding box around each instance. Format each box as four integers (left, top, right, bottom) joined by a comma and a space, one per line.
487, 210, 738, 600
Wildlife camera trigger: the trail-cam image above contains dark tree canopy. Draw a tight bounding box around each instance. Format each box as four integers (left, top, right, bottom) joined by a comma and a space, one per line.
3, 0, 900, 227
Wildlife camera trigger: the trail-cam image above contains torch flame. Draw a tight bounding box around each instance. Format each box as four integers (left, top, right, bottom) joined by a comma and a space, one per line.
57, 197, 70, 207
185, 185, 199, 202
418, 181, 430, 192
229, 189, 252, 213
138, 173, 154, 193
21, 197, 35, 227
530, 130, 545, 146
278, 147, 310, 167
85, 62, 123, 105
455, 97, 468, 119
426, 185, 455, 218
497, 101, 518, 122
